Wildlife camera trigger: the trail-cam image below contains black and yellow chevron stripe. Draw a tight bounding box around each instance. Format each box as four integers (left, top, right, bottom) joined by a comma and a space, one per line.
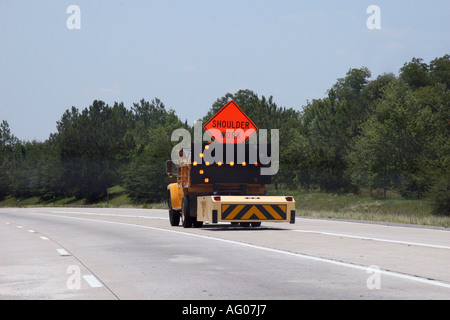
221, 204, 287, 221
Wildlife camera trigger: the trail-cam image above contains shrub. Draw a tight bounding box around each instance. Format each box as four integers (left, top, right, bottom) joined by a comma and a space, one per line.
428, 172, 450, 216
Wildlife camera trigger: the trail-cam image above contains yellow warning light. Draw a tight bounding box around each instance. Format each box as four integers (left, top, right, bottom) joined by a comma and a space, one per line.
204, 145, 210, 150
205, 161, 210, 166
199, 170, 204, 175
204, 178, 209, 183
230, 162, 235, 166
200, 153, 204, 158
217, 162, 223, 166
193, 161, 198, 166
242, 161, 247, 166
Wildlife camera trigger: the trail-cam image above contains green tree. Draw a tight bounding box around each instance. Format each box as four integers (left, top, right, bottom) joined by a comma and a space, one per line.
349, 80, 443, 198
56, 101, 134, 202
37, 136, 63, 200
429, 54, 450, 91
298, 67, 373, 192
0, 120, 18, 199
399, 57, 432, 89
124, 98, 185, 203
332, 67, 372, 102
124, 127, 171, 203
428, 168, 450, 216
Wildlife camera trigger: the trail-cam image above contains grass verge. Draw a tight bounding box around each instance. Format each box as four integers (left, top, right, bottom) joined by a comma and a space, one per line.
268, 187, 450, 228
0, 186, 167, 210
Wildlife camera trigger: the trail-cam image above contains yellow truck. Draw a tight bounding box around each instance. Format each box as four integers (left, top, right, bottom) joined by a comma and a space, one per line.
166, 143, 295, 228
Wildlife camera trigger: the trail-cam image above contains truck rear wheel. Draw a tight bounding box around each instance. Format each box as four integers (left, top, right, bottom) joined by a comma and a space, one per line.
182, 195, 193, 228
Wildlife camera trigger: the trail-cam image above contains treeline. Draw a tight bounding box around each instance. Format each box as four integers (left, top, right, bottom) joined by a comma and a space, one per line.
0, 55, 449, 215
0, 99, 186, 204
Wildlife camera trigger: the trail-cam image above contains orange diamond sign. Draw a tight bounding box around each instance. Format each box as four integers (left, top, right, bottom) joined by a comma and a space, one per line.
203, 100, 258, 144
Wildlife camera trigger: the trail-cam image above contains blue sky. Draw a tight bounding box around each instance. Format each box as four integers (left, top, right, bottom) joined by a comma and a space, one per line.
1, 0, 449, 141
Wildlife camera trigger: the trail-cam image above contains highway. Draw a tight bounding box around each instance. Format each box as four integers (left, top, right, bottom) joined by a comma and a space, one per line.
1, 207, 449, 300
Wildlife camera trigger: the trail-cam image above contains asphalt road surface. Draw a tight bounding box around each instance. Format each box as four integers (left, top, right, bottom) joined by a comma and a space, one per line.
1, 207, 449, 300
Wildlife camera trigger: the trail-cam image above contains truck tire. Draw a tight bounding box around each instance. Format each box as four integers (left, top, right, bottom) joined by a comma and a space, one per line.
182, 195, 193, 228
168, 193, 180, 226
169, 210, 180, 226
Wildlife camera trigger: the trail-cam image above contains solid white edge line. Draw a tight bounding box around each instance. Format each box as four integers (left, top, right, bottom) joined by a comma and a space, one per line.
21, 211, 450, 290
83, 275, 103, 288
292, 230, 450, 250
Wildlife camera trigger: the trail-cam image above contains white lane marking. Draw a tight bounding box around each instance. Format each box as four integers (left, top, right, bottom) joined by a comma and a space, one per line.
51, 210, 168, 220
28, 229, 36, 233
22, 211, 450, 290
292, 230, 450, 250
17, 226, 23, 228
56, 248, 71, 256
83, 275, 103, 288
40, 236, 49, 240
